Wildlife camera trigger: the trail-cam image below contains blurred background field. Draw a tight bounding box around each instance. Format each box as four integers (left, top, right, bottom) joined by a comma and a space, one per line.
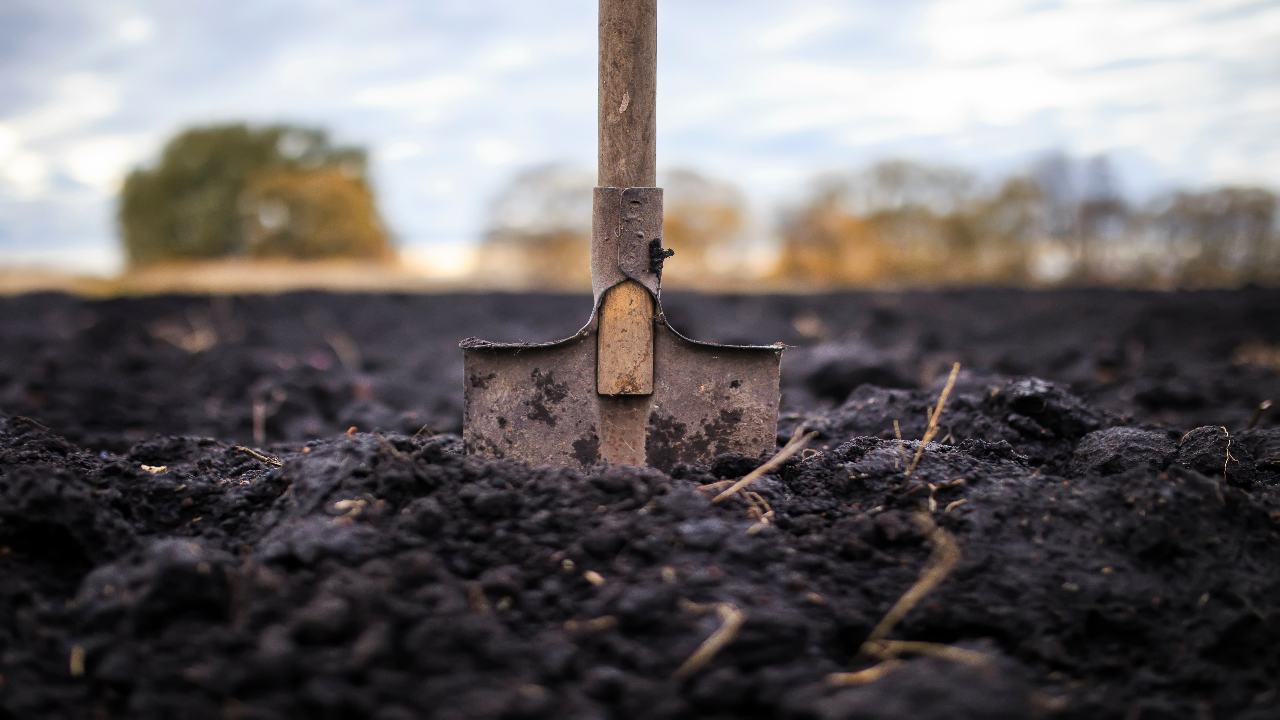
1, 0, 1277, 294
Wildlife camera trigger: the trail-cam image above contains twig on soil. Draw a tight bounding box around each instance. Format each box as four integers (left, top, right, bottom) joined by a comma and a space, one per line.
865, 513, 960, 645
672, 603, 745, 680
905, 362, 961, 477
711, 426, 816, 505
232, 445, 283, 467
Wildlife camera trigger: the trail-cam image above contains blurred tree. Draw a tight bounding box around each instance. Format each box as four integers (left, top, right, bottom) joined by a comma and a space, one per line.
776, 161, 981, 285
775, 180, 891, 286
119, 123, 393, 265
1154, 187, 1279, 285
240, 168, 393, 261
476, 165, 751, 288
1076, 155, 1130, 278
660, 169, 748, 286
476, 164, 594, 288
966, 176, 1042, 282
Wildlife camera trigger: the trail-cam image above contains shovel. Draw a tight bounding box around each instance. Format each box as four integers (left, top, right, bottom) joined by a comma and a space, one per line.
461, 0, 782, 470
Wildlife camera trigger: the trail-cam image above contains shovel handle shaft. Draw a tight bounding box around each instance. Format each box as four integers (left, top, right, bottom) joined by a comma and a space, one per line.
598, 0, 656, 187
597, 0, 658, 399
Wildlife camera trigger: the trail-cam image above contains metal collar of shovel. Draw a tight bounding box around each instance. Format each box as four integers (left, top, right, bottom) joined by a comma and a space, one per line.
460, 0, 782, 471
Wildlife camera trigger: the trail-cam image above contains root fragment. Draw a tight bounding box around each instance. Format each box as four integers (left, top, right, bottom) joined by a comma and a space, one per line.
672, 603, 745, 680
905, 362, 961, 477
1220, 426, 1237, 481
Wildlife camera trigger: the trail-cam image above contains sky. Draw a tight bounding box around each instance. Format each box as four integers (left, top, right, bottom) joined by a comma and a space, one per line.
1, 0, 1278, 274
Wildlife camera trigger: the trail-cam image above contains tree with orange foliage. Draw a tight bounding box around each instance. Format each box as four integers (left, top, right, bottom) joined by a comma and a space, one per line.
120, 123, 393, 265
240, 167, 393, 261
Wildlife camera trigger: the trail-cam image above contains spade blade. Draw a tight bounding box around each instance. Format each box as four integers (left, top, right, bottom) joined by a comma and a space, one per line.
462, 313, 781, 471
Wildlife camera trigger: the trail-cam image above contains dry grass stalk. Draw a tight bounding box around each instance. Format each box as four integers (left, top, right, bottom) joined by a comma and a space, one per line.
232, 445, 283, 467
673, 603, 745, 680
324, 331, 363, 372
905, 362, 961, 477
564, 615, 617, 633
893, 419, 906, 470
827, 660, 903, 686
865, 514, 960, 645
69, 644, 86, 677
827, 515, 983, 686
374, 433, 410, 462
865, 639, 988, 667
1248, 400, 1273, 430
712, 427, 816, 505
743, 491, 774, 525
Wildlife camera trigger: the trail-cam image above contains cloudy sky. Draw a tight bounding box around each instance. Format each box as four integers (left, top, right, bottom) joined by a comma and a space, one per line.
1, 0, 1277, 274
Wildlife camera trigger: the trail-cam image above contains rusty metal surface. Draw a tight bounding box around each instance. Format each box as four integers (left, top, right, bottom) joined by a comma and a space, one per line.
591, 187, 663, 301
462, 307, 782, 471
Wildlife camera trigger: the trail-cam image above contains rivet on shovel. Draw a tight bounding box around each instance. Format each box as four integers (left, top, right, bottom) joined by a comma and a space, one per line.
460, 0, 782, 470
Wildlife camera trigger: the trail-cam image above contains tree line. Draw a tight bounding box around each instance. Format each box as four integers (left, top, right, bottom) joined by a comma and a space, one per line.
482, 154, 1280, 288
119, 124, 1277, 288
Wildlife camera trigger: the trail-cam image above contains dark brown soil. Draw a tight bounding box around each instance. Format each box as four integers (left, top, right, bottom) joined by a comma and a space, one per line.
2, 289, 1279, 719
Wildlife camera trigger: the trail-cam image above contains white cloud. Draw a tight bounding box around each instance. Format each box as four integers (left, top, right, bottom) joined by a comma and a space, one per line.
116, 15, 155, 45
0, 0, 1277, 267
59, 135, 151, 193
757, 4, 855, 52
7, 73, 121, 142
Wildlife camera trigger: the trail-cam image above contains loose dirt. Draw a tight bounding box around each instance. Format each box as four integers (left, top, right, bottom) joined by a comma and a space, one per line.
1, 289, 1278, 719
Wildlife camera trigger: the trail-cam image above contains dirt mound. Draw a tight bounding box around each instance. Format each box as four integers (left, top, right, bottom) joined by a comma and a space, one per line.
4, 366, 1279, 718
2, 289, 1278, 717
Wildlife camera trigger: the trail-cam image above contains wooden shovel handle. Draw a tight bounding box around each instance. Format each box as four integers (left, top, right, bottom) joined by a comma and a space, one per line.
599, 0, 656, 188
596, 0, 658, 396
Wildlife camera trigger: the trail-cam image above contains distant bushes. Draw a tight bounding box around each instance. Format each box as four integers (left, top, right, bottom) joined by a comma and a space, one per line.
120, 124, 393, 266
480, 154, 1279, 289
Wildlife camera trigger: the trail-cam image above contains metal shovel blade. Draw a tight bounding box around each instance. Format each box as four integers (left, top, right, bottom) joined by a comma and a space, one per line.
462, 314, 781, 471
460, 1, 781, 470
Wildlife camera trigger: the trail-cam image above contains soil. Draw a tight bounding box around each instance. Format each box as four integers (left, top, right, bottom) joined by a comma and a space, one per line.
1, 288, 1279, 719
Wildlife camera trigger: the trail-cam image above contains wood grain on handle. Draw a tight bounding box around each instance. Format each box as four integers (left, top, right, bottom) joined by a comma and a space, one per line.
596, 0, 657, 396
